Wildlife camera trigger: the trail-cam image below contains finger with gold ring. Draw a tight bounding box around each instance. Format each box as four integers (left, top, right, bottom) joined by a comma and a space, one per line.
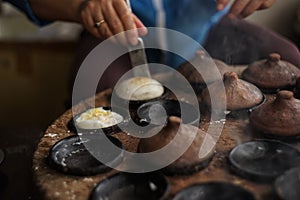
94, 19, 105, 28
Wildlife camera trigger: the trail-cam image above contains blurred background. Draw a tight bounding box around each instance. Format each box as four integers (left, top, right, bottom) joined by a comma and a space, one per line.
0, 0, 300, 130
0, 1, 300, 199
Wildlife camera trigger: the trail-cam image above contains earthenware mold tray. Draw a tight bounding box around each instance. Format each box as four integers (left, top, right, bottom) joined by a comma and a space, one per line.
33, 72, 300, 200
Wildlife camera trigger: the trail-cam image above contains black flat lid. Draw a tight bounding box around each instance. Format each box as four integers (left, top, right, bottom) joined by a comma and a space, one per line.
275, 167, 300, 200
90, 172, 169, 200
48, 135, 123, 176
229, 140, 300, 182
137, 99, 200, 126
173, 182, 255, 200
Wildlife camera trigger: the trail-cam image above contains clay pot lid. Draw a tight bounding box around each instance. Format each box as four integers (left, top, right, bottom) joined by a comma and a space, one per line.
242, 53, 300, 92
201, 72, 264, 111
250, 90, 300, 137
138, 116, 214, 175
90, 172, 169, 200
177, 50, 230, 84
173, 182, 255, 200
229, 140, 300, 182
275, 167, 300, 200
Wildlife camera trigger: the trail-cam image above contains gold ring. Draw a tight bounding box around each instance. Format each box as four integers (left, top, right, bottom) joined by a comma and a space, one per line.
94, 19, 105, 28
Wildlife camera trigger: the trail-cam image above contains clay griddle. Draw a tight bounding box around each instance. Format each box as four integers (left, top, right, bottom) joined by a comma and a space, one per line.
33, 86, 300, 200
173, 182, 255, 200
48, 134, 123, 176
89, 172, 169, 200
229, 140, 300, 182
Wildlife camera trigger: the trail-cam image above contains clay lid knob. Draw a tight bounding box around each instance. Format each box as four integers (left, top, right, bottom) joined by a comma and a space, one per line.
223, 72, 239, 82
277, 90, 294, 100
268, 53, 281, 62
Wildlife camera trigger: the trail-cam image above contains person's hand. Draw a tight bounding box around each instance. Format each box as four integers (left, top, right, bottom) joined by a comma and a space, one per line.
217, 0, 276, 18
78, 0, 147, 45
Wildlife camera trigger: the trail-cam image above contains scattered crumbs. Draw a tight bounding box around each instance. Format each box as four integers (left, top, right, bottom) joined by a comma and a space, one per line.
233, 179, 242, 185
276, 149, 283, 153
45, 133, 58, 138
34, 166, 39, 171
61, 158, 67, 167
71, 194, 76, 200
83, 177, 94, 182
67, 130, 71, 133
224, 110, 231, 115
209, 121, 220, 124
51, 125, 57, 128
63, 181, 68, 187
149, 182, 157, 191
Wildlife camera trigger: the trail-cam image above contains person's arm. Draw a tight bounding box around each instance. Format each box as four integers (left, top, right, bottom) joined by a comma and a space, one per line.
29, 0, 147, 45
5, 0, 147, 44
74, 0, 147, 45
217, 0, 276, 18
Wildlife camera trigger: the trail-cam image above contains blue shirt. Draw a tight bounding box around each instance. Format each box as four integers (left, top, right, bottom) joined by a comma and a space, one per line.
132, 0, 229, 67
